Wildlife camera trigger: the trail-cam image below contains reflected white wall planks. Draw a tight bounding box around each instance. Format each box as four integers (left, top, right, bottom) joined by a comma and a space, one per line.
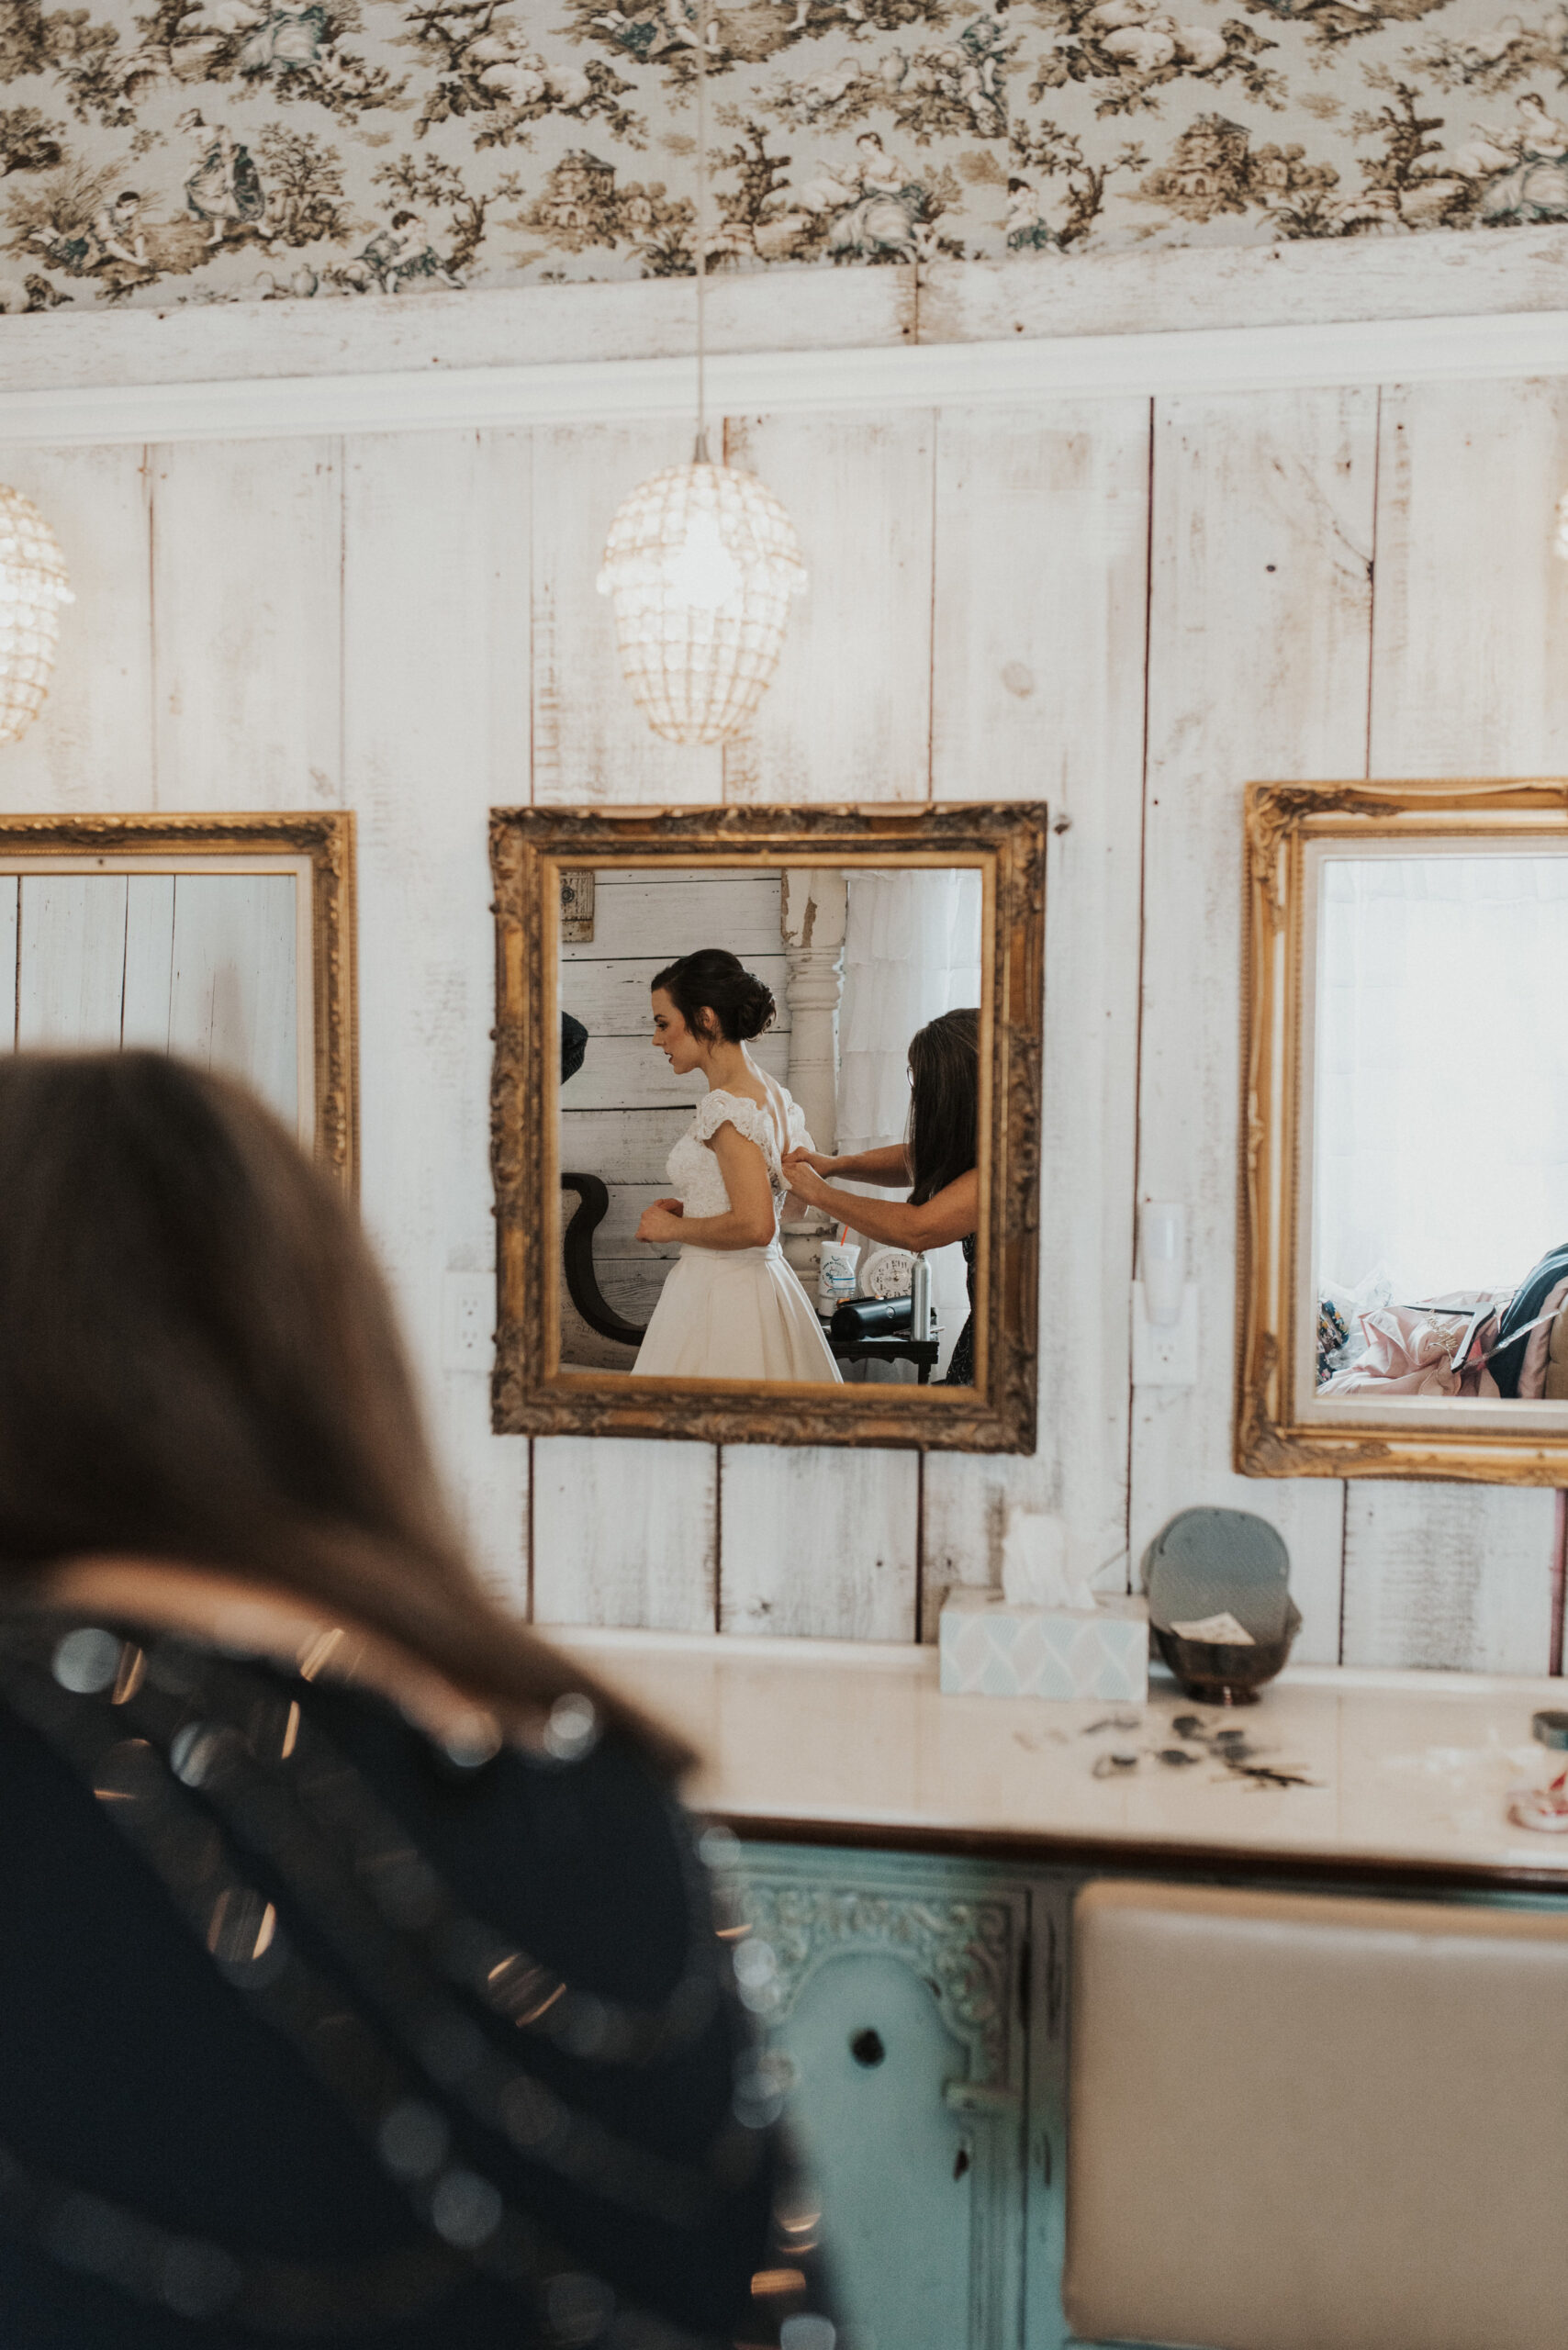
5, 351, 1568, 1671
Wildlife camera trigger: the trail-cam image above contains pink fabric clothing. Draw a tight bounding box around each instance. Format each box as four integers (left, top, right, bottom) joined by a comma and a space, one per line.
1319, 1304, 1501, 1399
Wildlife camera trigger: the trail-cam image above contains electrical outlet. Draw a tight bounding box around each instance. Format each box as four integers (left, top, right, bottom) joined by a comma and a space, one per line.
1131, 1280, 1198, 1388
442, 1273, 495, 1373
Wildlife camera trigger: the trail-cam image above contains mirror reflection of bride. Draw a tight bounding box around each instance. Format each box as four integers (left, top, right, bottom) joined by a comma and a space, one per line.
630, 950, 842, 1384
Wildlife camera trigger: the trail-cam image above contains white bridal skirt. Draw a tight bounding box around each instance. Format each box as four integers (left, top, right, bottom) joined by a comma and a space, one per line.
632, 1245, 843, 1383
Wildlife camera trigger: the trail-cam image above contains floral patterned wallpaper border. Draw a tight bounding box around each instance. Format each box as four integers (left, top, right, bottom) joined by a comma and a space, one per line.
6, 0, 1568, 311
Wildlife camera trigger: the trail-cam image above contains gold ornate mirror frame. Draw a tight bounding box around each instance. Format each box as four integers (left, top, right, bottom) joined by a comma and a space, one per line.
489, 803, 1047, 1451
1238, 778, 1568, 1484
0, 812, 357, 1194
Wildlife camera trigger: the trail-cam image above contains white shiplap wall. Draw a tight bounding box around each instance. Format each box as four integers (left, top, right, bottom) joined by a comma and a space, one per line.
6, 283, 1568, 1673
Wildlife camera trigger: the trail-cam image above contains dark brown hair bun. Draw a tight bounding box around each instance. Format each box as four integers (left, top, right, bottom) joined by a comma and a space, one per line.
651, 949, 776, 1045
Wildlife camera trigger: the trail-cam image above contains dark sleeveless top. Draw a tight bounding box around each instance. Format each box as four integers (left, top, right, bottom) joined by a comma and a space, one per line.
942, 1233, 977, 1386
0, 1614, 834, 2347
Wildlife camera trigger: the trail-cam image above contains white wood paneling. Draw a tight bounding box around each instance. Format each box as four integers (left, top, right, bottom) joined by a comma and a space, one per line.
342, 428, 529, 1608
1132, 391, 1380, 1666
531, 422, 722, 807
17, 337, 1566, 1679
1337, 377, 1568, 1672
0, 444, 153, 811
167, 874, 298, 1128
566, 1032, 789, 1112
922, 399, 1151, 1623
564, 956, 790, 1038
1340, 1484, 1559, 1673
718, 1446, 919, 1642
560, 1107, 690, 1184
721, 412, 936, 805
532, 417, 722, 1627
0, 880, 17, 1047
562, 875, 785, 963
121, 873, 174, 1048
711, 408, 928, 1639
532, 1435, 717, 1631
17, 875, 128, 1046
150, 438, 342, 812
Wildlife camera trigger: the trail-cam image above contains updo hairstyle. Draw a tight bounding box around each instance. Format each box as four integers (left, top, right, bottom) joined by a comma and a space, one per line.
651, 948, 776, 1045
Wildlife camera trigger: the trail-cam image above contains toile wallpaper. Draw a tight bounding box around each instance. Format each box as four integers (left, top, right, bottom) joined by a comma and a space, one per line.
6, 0, 1568, 310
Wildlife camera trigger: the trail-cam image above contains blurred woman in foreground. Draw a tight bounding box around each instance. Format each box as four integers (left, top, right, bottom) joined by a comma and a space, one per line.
0, 1052, 833, 2350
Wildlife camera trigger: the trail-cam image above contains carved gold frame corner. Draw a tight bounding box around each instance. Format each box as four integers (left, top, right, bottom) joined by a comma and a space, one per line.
1238, 776, 1568, 1484
0, 811, 358, 1197
489, 802, 1047, 1451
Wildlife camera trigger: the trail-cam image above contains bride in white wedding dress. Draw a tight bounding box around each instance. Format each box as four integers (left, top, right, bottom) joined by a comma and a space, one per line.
631, 949, 842, 1383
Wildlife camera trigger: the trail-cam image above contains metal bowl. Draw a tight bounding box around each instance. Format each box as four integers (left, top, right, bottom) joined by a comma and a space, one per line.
1150, 1599, 1303, 1707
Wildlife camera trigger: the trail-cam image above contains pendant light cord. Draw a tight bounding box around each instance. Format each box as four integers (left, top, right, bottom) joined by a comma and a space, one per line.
694, 0, 710, 465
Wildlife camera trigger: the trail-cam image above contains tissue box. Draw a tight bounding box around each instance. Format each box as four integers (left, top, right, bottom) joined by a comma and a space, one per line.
938, 1588, 1148, 1702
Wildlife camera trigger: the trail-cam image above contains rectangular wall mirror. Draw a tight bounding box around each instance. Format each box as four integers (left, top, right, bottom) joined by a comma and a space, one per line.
0, 815, 357, 1192
490, 804, 1047, 1451
1240, 778, 1568, 1483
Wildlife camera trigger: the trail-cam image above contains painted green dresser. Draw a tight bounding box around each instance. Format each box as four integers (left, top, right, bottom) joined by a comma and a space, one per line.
730, 1837, 1568, 2350
731, 1840, 1070, 2350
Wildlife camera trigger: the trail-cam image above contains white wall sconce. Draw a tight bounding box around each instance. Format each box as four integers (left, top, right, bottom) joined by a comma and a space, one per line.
1133, 1199, 1198, 1386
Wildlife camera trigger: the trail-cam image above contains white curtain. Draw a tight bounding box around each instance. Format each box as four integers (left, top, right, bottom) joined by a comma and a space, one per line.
837, 868, 984, 1153
1315, 854, 1568, 1301
835, 869, 983, 1379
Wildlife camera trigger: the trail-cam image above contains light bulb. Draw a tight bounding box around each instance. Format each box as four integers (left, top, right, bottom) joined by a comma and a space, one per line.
662, 508, 743, 610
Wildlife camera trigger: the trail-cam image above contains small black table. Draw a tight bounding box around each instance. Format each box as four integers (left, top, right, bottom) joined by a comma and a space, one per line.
821, 1318, 941, 1384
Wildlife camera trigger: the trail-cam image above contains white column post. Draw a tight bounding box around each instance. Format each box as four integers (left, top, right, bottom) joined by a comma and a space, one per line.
778, 867, 846, 1281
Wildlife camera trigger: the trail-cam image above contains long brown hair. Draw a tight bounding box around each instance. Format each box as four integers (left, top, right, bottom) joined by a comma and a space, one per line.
907, 1007, 980, 1205
0, 1052, 689, 1774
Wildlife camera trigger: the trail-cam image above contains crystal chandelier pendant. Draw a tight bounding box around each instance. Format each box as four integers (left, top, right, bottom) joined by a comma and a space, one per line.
597, 446, 807, 746
0, 485, 73, 748
595, 0, 806, 747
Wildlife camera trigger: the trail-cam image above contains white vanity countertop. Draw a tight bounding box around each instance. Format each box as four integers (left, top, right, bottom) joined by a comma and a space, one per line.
550, 1627, 1568, 1886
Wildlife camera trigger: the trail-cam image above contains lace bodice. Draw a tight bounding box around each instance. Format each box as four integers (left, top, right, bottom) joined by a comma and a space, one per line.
666, 1087, 809, 1226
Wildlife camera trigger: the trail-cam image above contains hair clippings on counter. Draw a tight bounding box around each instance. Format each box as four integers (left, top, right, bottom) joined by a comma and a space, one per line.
1087, 1710, 1318, 1790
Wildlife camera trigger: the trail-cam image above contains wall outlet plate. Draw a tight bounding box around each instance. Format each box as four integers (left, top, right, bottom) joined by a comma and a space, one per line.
442, 1272, 495, 1373
1131, 1280, 1198, 1387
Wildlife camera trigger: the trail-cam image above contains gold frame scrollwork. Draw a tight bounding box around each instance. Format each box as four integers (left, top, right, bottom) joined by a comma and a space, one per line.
0, 812, 358, 1197
1238, 777, 1568, 1483
489, 802, 1047, 1451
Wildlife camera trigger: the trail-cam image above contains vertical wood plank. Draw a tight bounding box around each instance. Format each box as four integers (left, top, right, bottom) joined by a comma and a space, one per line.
1370, 381, 1568, 778
1341, 1484, 1560, 1673
0, 880, 17, 1048
1340, 377, 1568, 1671
922, 400, 1151, 1621
722, 412, 935, 805
167, 874, 298, 1127
718, 1448, 919, 1641
531, 435, 721, 1628
532, 1437, 717, 1631
151, 439, 342, 812
17, 875, 127, 1046
121, 873, 174, 1049
0, 443, 153, 812
343, 429, 531, 1609
531, 422, 722, 807
1132, 391, 1379, 1664
705, 410, 929, 1637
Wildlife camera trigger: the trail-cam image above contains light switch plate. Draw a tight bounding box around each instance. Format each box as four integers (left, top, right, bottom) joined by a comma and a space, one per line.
1131, 1280, 1198, 1387
442, 1273, 495, 1373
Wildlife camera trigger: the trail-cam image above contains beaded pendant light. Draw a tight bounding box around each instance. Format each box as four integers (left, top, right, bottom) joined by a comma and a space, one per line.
596, 6, 806, 746
0, 485, 73, 747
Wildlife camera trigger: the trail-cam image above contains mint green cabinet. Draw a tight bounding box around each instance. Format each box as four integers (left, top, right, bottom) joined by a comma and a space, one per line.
735, 1842, 1070, 2350
737, 1839, 1568, 2350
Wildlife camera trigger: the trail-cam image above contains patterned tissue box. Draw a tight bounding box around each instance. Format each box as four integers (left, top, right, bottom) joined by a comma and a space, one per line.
938, 1588, 1149, 1703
